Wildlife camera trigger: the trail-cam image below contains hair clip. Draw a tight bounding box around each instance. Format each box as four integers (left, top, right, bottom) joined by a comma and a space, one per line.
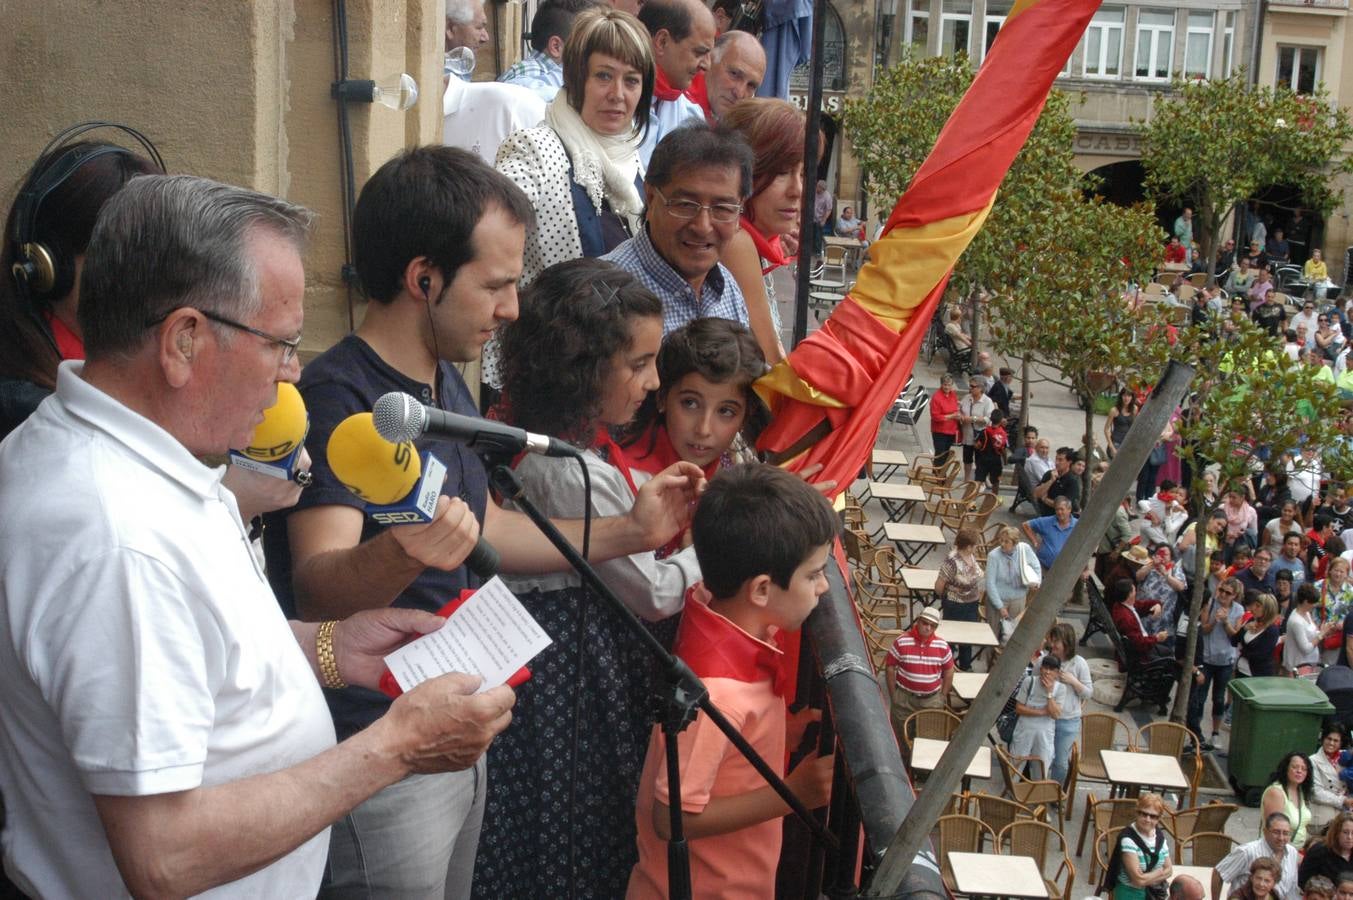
591, 281, 621, 307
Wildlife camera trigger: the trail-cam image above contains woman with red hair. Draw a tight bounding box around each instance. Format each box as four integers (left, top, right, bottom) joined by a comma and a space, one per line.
718, 97, 814, 365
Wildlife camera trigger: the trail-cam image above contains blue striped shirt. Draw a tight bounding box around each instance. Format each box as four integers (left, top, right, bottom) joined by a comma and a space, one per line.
601, 226, 749, 336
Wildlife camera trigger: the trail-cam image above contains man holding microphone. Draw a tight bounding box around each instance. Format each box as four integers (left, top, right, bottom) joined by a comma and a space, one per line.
264, 145, 704, 898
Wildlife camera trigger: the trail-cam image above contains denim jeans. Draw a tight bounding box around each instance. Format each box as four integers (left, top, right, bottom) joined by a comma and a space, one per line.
1050, 715, 1079, 784
321, 760, 485, 899
1187, 662, 1234, 739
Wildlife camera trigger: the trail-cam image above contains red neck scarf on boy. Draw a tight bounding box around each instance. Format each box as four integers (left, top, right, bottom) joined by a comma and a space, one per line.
740, 215, 788, 275
653, 67, 686, 102
675, 585, 793, 696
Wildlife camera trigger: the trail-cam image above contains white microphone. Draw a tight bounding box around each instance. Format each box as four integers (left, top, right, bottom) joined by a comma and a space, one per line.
372, 392, 579, 459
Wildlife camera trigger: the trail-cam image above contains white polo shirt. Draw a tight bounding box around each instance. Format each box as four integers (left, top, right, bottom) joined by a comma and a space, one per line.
0, 362, 335, 899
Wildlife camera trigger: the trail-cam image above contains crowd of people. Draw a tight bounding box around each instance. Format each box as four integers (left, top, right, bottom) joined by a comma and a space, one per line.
0, 1, 883, 893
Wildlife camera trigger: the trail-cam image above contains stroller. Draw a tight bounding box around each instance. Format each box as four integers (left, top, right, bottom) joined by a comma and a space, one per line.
1317, 665, 1353, 733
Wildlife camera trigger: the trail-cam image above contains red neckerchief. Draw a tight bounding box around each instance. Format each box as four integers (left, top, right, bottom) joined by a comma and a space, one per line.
44, 310, 84, 360
675, 584, 793, 696
592, 426, 641, 497
653, 67, 685, 102
688, 71, 712, 118
740, 216, 788, 275
626, 422, 722, 480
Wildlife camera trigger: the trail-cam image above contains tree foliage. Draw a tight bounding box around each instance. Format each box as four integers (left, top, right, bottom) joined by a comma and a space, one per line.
1165, 317, 1353, 721
1138, 73, 1353, 279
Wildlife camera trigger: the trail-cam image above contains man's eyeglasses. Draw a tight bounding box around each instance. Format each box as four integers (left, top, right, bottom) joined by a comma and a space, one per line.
653, 187, 743, 224
148, 308, 301, 363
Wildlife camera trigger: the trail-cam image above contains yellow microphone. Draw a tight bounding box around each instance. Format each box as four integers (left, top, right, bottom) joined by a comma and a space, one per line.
229, 382, 310, 482
326, 411, 499, 575
327, 412, 424, 506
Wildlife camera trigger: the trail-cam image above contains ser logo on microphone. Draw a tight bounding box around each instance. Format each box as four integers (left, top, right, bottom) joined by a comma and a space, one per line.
371, 510, 430, 525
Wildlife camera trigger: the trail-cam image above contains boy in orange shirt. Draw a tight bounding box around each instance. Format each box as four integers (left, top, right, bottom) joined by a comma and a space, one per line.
627, 464, 838, 899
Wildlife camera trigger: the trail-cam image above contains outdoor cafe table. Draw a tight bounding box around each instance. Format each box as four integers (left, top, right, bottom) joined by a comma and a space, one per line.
900, 567, 939, 596
1100, 749, 1188, 798
947, 851, 1048, 899
951, 671, 988, 700
910, 737, 990, 793
869, 481, 926, 521
871, 448, 910, 481
1173, 866, 1227, 900
936, 620, 998, 648
883, 521, 946, 565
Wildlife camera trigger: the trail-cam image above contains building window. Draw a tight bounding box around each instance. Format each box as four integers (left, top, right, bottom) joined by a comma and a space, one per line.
1134, 9, 1175, 81
905, 0, 929, 53
982, 0, 1011, 60
1221, 11, 1235, 77
1277, 46, 1321, 95
940, 0, 972, 58
1183, 11, 1213, 79
1083, 6, 1124, 78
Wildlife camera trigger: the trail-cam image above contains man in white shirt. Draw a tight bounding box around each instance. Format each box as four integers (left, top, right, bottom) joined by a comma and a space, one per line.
446, 0, 490, 79
637, 0, 715, 165
1024, 437, 1054, 486
443, 73, 546, 165
1214, 813, 1300, 900
0, 175, 515, 899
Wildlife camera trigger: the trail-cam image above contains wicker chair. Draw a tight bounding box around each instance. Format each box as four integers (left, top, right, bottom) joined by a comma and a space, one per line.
965, 791, 1045, 836
1133, 721, 1203, 806
995, 746, 1066, 830
902, 708, 962, 751
1078, 712, 1132, 791
998, 819, 1075, 900
1076, 796, 1138, 884
1178, 830, 1237, 867
920, 480, 981, 525
936, 814, 997, 894
1167, 802, 1238, 862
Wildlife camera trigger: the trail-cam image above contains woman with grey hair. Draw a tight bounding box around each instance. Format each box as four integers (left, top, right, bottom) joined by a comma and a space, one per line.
984, 524, 1041, 641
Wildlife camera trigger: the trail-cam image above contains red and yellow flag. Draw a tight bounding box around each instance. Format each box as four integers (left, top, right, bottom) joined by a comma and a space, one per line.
755, 0, 1101, 495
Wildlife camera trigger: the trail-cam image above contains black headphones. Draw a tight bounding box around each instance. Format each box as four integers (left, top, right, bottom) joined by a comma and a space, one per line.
9, 121, 165, 308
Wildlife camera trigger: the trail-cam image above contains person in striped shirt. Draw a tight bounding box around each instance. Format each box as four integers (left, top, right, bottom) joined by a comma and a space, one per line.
885, 606, 955, 740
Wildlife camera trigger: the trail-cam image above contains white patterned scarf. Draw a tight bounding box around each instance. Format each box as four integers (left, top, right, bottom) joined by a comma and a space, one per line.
546, 93, 644, 229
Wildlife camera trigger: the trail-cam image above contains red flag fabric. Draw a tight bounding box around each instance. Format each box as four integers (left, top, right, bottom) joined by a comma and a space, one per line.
755, 0, 1102, 497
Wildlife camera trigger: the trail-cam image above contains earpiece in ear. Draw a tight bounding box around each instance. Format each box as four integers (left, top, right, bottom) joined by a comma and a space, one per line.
178, 333, 192, 358
418, 276, 432, 300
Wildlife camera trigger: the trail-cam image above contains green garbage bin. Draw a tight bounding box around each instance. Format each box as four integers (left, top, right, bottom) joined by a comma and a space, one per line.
1227, 677, 1334, 806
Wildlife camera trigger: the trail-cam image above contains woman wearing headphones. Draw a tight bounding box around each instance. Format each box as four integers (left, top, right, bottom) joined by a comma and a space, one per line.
1, 125, 163, 438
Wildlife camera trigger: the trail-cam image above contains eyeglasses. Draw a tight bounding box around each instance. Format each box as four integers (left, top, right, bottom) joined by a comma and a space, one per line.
1136, 810, 1161, 819
653, 187, 743, 224
1216, 588, 1234, 596
148, 308, 301, 363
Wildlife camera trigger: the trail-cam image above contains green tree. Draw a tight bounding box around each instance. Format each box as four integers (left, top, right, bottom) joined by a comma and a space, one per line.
1139, 73, 1353, 281
1165, 318, 1351, 724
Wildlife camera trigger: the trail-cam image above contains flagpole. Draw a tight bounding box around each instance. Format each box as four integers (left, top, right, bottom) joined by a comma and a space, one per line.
792, 0, 828, 349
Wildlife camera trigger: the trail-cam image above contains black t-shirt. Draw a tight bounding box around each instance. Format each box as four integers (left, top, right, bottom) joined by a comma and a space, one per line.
1038, 470, 1081, 514
1252, 302, 1286, 337
264, 334, 489, 739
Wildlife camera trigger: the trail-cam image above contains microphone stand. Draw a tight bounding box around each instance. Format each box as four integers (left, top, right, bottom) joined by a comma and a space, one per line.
486, 461, 837, 900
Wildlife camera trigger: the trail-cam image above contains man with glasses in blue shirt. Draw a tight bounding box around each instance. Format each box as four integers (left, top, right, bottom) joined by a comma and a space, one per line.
603, 123, 752, 335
